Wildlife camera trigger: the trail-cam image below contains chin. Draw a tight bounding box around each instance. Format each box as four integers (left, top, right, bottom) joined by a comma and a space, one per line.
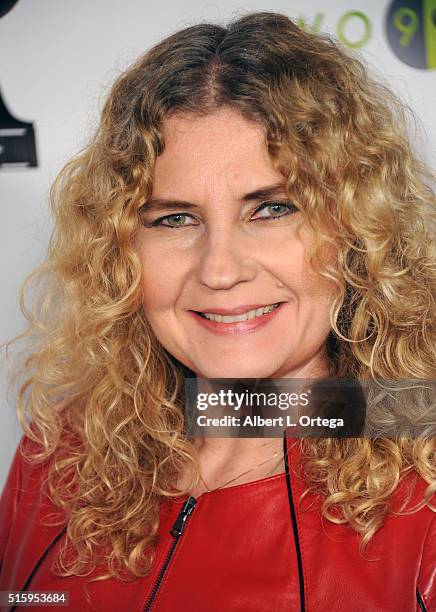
194, 361, 277, 380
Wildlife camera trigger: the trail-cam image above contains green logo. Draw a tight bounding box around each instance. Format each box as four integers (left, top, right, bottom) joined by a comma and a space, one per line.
297, 11, 372, 48
386, 0, 436, 68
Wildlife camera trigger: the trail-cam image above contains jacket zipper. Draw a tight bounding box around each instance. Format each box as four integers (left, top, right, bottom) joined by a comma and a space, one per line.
143, 496, 197, 611
416, 589, 427, 611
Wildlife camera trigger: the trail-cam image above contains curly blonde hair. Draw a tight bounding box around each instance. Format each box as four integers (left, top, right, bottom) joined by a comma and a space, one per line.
3, 11, 435, 582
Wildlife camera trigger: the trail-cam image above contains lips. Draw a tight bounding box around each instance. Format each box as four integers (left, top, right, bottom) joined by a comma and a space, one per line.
189, 302, 286, 335
197, 303, 280, 323
192, 302, 281, 316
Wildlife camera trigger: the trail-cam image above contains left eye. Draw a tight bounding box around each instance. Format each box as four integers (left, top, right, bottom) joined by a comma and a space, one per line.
252, 201, 298, 220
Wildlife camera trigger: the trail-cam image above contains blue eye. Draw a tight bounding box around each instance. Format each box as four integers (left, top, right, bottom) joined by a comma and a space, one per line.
143, 200, 298, 229
149, 213, 199, 228
252, 201, 298, 220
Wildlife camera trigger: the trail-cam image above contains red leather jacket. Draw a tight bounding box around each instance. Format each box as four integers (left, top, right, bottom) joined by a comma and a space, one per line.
0, 431, 434, 612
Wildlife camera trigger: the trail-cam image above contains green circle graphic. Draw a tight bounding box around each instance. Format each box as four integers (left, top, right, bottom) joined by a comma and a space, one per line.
337, 11, 372, 48
386, 0, 436, 69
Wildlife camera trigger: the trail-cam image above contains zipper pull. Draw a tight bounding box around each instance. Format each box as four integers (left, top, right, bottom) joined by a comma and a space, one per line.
169, 496, 197, 537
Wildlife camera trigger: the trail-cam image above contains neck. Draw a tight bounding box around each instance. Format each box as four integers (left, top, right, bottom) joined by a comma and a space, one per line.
192, 349, 328, 458
175, 353, 328, 495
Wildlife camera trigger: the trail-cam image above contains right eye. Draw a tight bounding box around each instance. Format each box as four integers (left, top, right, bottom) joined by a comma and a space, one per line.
145, 213, 200, 228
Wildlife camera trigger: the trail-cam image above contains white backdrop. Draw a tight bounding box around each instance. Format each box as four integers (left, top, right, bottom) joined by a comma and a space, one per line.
0, 0, 435, 488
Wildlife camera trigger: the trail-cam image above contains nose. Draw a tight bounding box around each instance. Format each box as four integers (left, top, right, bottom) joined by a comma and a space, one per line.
195, 228, 257, 290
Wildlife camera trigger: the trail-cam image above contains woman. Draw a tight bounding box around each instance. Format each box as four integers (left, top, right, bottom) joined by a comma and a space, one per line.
0, 11, 435, 612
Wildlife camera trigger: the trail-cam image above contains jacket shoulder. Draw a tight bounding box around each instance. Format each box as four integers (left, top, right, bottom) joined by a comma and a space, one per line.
0, 438, 23, 564
0, 434, 54, 563
0, 431, 73, 592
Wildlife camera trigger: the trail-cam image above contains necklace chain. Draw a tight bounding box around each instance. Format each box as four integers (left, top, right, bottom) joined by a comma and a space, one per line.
198, 449, 282, 492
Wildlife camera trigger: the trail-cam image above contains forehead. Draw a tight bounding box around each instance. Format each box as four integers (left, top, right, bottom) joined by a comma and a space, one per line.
152, 108, 283, 198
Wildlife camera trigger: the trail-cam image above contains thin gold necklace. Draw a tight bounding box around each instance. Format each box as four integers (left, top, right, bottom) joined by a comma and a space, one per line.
198, 449, 282, 492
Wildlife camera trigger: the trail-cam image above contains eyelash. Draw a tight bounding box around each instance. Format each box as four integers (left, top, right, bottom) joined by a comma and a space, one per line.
145, 201, 299, 229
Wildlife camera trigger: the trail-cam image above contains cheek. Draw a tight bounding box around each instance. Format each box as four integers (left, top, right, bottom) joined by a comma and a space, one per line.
142, 267, 168, 303
276, 236, 337, 315
138, 246, 179, 314
291, 229, 337, 295
136, 231, 197, 316
139, 263, 180, 351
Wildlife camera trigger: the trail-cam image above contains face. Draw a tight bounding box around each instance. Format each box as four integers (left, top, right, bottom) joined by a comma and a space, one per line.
136, 107, 336, 379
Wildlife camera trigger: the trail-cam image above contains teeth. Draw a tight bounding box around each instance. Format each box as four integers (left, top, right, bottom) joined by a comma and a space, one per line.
203, 303, 280, 323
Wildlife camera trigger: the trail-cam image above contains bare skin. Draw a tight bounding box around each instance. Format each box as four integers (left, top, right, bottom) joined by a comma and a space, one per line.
137, 107, 334, 497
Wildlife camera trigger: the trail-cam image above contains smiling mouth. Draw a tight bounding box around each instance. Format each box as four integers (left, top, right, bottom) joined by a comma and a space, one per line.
195, 303, 282, 323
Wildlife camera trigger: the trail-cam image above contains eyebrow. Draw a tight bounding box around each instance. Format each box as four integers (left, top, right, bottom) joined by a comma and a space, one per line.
140, 182, 288, 213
